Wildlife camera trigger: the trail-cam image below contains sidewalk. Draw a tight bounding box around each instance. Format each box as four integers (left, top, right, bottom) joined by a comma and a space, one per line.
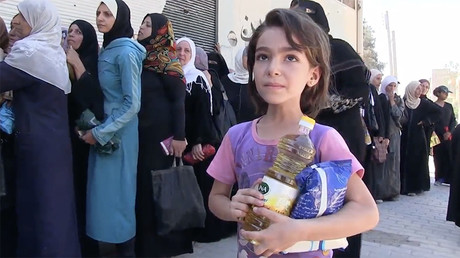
178, 159, 460, 258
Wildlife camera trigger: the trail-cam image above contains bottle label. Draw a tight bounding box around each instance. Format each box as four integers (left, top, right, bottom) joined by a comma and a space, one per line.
259, 175, 298, 216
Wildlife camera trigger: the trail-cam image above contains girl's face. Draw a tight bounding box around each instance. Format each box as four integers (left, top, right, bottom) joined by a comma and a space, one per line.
177, 41, 192, 66
67, 24, 83, 50
372, 74, 382, 88
253, 27, 319, 107
96, 3, 116, 33
414, 85, 422, 98
137, 16, 152, 41
385, 82, 397, 94
420, 81, 430, 95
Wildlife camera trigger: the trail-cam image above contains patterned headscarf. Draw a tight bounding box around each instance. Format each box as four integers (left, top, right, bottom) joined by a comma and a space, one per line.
404, 81, 421, 109
138, 13, 184, 83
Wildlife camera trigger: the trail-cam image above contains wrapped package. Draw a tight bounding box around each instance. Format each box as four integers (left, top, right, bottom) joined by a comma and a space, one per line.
283, 160, 352, 253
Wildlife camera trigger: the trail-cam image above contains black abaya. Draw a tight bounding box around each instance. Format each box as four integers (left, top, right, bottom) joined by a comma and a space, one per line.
400, 99, 441, 194
135, 71, 192, 257
447, 125, 460, 226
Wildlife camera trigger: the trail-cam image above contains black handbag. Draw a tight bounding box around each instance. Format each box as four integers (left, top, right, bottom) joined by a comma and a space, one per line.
151, 159, 206, 235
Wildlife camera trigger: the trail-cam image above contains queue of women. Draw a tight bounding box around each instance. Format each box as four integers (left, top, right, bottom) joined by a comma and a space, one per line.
0, 0, 457, 257
0, 0, 256, 256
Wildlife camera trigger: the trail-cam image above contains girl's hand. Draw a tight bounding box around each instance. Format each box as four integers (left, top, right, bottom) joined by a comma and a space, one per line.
230, 179, 264, 221
240, 207, 299, 257
170, 140, 187, 157
81, 130, 97, 145
192, 144, 205, 161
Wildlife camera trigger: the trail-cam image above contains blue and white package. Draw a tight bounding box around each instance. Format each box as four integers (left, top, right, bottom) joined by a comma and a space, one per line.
290, 160, 352, 219
0, 102, 14, 135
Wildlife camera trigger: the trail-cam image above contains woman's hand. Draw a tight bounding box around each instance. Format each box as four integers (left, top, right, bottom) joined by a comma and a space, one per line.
240, 207, 299, 257
191, 144, 205, 161
230, 179, 264, 222
443, 132, 452, 141
65, 46, 80, 67
170, 140, 187, 157
81, 130, 97, 145
66, 46, 85, 79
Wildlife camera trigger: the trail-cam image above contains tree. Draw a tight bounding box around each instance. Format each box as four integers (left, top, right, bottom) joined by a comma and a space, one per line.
363, 19, 385, 71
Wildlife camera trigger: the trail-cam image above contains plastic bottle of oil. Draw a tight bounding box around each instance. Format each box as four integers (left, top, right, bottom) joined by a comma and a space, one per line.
243, 115, 316, 232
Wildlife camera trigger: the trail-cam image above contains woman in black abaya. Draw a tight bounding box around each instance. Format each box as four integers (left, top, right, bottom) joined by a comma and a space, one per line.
66, 19, 104, 257
135, 13, 190, 257
400, 81, 441, 196
291, 1, 369, 257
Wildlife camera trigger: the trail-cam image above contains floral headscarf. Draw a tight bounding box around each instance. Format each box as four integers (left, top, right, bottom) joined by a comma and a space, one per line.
138, 13, 185, 83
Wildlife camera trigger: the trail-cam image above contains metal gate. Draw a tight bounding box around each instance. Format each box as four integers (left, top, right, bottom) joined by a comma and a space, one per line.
162, 0, 217, 52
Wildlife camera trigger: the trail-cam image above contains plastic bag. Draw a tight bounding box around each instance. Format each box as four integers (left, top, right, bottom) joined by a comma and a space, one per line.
151, 159, 206, 235
0, 102, 14, 134
291, 160, 352, 219
283, 160, 352, 253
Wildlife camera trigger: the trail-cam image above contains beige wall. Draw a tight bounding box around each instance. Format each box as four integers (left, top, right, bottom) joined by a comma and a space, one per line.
216, 0, 363, 70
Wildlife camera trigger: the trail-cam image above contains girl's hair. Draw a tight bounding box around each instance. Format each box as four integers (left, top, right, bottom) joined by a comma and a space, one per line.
247, 8, 330, 117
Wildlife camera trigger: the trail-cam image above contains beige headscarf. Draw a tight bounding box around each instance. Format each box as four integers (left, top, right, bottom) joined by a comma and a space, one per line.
404, 81, 421, 109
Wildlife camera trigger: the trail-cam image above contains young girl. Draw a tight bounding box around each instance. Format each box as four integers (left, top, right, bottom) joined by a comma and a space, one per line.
207, 9, 378, 258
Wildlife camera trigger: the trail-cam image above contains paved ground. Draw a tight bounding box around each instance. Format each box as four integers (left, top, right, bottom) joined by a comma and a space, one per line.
177, 158, 460, 258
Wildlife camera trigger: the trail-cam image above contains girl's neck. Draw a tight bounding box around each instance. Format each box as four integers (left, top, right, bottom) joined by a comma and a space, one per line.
256, 106, 304, 140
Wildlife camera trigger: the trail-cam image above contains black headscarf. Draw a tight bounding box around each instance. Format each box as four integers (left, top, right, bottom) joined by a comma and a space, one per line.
101, 0, 134, 48
69, 20, 99, 76
207, 52, 230, 80
296, 0, 367, 99
294, 0, 330, 33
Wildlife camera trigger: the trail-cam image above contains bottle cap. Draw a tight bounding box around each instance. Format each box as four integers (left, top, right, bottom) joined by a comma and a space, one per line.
299, 115, 315, 130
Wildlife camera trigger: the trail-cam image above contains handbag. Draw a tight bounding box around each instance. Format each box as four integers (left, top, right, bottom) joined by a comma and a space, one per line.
372, 138, 387, 163
210, 70, 237, 141
151, 158, 206, 235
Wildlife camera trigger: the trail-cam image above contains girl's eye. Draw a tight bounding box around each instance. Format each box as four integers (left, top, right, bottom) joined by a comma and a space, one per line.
286, 55, 298, 62
256, 54, 268, 61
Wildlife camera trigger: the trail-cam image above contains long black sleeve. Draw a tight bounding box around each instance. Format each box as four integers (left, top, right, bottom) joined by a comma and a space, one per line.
448, 103, 457, 132
379, 93, 391, 139
371, 86, 386, 138
162, 74, 186, 141
69, 70, 104, 121
185, 76, 214, 146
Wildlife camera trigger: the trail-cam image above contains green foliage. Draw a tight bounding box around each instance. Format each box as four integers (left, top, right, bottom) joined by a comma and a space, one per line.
363, 20, 385, 71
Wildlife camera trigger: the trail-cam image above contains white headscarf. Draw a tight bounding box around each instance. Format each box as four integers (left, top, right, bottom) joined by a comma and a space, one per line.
176, 37, 212, 113
379, 75, 399, 96
176, 37, 210, 87
404, 81, 421, 109
228, 47, 249, 84
5, 0, 71, 94
369, 69, 382, 88
101, 0, 118, 19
